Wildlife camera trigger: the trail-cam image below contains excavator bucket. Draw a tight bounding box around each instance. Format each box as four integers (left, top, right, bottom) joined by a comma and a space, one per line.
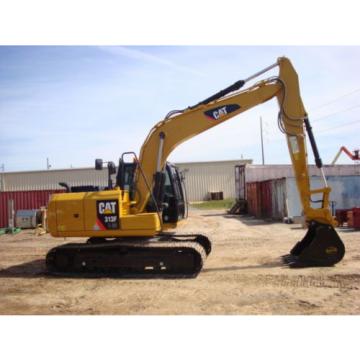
282, 221, 345, 267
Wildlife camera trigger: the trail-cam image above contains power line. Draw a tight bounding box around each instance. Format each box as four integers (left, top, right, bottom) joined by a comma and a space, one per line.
310, 87, 360, 112
312, 103, 360, 122
317, 119, 360, 133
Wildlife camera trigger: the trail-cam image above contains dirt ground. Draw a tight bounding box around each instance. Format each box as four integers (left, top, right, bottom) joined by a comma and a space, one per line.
0, 208, 359, 315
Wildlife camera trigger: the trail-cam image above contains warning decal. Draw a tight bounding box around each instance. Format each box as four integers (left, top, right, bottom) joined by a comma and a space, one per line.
96, 200, 119, 230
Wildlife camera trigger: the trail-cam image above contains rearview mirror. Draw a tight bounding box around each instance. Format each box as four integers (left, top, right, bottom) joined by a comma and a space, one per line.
95, 158, 103, 170
107, 161, 116, 175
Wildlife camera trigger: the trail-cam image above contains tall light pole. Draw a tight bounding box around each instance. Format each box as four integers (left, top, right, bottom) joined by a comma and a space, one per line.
0, 164, 4, 192
260, 116, 265, 165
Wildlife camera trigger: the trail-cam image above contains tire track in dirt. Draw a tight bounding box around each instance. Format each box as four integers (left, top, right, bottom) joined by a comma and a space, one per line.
233, 274, 360, 290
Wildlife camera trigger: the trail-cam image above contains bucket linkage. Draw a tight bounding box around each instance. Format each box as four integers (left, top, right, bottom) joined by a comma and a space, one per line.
282, 221, 345, 268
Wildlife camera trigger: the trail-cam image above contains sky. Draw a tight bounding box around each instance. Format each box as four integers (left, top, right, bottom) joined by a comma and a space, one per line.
1, 46, 360, 172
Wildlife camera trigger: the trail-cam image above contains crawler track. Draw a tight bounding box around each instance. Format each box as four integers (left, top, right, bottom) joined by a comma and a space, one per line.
46, 234, 211, 278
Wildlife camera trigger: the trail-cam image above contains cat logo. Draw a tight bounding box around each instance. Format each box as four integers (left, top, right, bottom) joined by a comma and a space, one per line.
211, 106, 228, 120
96, 200, 119, 230
204, 104, 240, 121
98, 201, 117, 215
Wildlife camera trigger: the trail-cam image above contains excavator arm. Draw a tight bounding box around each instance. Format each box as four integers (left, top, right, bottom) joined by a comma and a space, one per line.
134, 58, 333, 226
132, 57, 345, 267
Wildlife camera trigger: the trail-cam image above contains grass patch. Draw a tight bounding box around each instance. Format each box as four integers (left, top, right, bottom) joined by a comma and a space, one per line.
190, 198, 235, 210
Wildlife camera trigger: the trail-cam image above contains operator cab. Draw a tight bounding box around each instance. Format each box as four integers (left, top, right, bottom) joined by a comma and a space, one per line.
96, 156, 187, 224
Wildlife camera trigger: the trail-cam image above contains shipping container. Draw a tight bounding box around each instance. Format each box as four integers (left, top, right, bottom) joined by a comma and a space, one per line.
235, 164, 360, 199
285, 175, 360, 219
348, 208, 360, 229
246, 182, 262, 218
260, 180, 272, 218
245, 175, 360, 221
335, 209, 350, 226
353, 208, 360, 228
246, 179, 286, 220
0, 190, 64, 228
271, 178, 287, 220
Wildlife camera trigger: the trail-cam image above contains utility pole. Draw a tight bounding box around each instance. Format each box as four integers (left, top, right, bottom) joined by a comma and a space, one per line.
46, 158, 51, 170
260, 116, 265, 165
0, 164, 4, 192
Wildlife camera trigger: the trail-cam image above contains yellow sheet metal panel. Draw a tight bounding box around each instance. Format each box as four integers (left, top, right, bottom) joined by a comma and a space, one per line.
52, 192, 86, 232
120, 213, 161, 231
48, 189, 161, 238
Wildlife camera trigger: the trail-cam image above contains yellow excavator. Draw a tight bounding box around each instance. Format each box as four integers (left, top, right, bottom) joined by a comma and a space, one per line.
46, 57, 345, 277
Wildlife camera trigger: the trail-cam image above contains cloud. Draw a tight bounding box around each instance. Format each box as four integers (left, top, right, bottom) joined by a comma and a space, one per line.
98, 46, 206, 77
2, 46, 360, 170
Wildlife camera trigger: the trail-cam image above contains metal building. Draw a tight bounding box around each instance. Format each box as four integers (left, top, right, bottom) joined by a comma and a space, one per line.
0, 167, 108, 192
176, 159, 252, 201
0, 159, 252, 202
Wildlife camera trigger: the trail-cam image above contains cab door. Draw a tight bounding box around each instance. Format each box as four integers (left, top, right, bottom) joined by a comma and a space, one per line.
162, 164, 187, 223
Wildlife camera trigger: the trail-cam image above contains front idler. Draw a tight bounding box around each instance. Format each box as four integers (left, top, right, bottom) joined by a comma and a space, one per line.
282, 221, 345, 268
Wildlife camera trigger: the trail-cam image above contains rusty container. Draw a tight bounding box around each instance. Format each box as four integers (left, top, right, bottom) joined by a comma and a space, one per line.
349, 208, 360, 229
335, 209, 351, 227
347, 210, 354, 228
246, 182, 262, 218
259, 180, 272, 218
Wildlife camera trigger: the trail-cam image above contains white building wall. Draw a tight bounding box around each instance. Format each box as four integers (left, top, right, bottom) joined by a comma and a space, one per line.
176, 160, 251, 201
0, 159, 252, 202
0, 168, 108, 191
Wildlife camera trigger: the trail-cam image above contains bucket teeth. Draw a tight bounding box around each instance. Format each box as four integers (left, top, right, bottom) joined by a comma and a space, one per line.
281, 254, 310, 268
